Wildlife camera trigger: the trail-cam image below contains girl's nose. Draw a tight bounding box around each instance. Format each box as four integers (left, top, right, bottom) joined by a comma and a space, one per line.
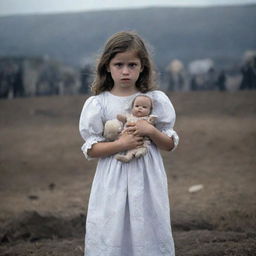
122, 66, 129, 74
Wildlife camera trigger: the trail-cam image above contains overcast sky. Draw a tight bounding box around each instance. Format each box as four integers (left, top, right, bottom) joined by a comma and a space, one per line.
0, 0, 255, 16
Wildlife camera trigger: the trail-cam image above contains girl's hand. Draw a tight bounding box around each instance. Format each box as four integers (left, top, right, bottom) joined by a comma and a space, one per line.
117, 132, 144, 151
125, 120, 154, 137
123, 122, 136, 134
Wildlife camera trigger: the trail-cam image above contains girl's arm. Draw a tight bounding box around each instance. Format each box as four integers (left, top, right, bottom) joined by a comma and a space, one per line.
88, 133, 144, 158
147, 126, 174, 151
126, 121, 174, 151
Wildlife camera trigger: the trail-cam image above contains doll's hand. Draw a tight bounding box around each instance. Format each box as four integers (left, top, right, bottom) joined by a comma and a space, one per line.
117, 132, 144, 151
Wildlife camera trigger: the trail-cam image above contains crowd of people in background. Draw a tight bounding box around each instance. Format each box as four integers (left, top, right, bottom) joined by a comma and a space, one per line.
0, 52, 256, 99
165, 53, 256, 92
166, 66, 228, 92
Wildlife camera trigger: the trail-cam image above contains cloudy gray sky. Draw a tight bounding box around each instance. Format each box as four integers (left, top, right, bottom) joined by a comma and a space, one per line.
0, 0, 255, 16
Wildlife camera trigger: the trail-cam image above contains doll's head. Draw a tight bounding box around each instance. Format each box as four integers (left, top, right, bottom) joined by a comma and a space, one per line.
131, 95, 153, 118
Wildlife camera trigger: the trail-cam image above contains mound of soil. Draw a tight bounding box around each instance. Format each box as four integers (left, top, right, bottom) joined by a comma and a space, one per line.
0, 211, 85, 243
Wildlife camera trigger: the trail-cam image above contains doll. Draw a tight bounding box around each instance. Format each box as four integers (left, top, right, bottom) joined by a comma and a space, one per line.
104, 95, 156, 162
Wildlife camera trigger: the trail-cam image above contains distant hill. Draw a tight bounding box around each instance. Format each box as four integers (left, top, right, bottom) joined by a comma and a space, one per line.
0, 5, 255, 69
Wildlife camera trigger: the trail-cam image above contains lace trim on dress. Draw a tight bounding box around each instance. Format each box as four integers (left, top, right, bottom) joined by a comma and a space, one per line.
81, 135, 105, 160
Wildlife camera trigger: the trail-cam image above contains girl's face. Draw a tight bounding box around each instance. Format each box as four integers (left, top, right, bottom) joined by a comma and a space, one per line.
107, 50, 143, 91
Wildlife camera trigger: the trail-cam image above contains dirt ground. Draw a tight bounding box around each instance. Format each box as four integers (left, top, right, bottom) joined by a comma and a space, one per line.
0, 91, 255, 256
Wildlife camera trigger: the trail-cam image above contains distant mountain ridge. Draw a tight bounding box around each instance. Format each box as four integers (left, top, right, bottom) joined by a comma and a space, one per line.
0, 5, 255, 69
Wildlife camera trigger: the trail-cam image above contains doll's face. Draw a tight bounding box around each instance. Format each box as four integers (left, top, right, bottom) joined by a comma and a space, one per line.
132, 96, 152, 117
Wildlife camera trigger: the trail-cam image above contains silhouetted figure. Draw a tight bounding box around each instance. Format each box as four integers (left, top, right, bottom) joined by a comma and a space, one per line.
0, 68, 9, 98
190, 76, 198, 91
0, 61, 23, 98
167, 72, 175, 91
12, 66, 24, 97
36, 64, 60, 95
240, 57, 256, 90
206, 67, 216, 90
216, 70, 226, 91
166, 59, 185, 91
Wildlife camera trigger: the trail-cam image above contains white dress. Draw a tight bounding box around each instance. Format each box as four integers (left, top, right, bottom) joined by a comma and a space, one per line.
79, 90, 179, 256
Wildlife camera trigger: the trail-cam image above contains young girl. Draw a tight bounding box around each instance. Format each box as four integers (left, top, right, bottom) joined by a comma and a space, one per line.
79, 31, 179, 256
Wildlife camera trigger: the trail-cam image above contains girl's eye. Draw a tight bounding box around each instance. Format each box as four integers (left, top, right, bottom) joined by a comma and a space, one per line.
114, 63, 123, 67
129, 63, 137, 68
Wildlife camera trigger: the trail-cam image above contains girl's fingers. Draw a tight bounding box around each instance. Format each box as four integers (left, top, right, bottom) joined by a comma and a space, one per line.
133, 130, 139, 136
126, 122, 136, 127
135, 136, 144, 143
124, 126, 136, 133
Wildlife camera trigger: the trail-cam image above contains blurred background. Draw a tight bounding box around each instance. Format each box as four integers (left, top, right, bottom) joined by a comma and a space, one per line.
0, 0, 255, 98
0, 1, 256, 256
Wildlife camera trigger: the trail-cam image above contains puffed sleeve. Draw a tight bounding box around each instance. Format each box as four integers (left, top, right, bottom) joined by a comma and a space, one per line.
151, 90, 179, 151
79, 96, 105, 160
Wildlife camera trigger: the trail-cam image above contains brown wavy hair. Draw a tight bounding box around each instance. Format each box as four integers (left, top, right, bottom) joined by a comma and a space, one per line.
91, 31, 157, 95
